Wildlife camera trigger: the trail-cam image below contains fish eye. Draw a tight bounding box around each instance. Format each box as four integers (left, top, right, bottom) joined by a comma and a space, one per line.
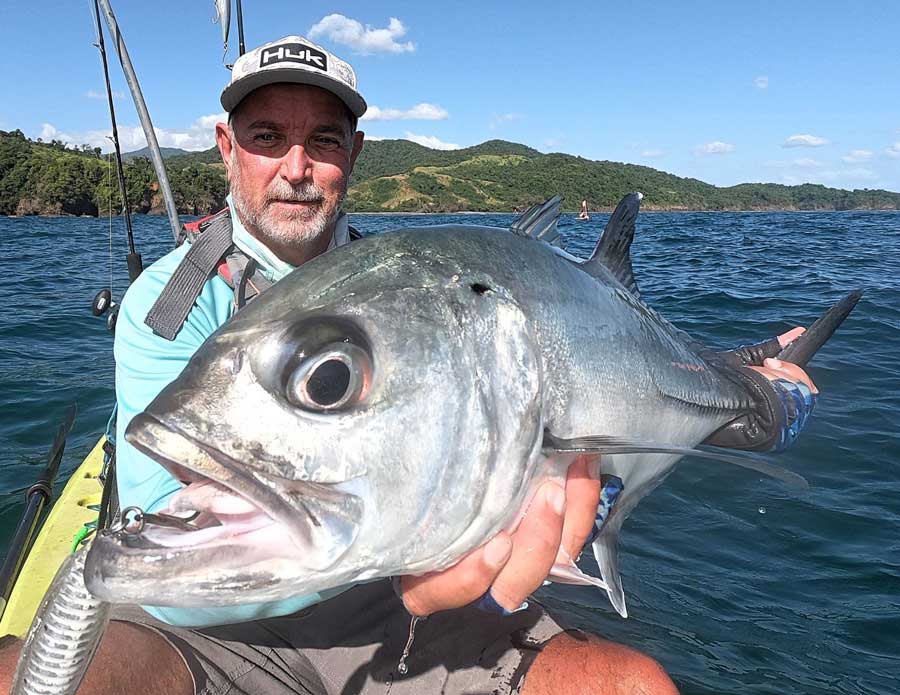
286, 343, 370, 411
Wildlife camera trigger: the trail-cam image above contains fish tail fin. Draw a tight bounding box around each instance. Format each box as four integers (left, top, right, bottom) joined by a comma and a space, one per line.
776, 289, 863, 367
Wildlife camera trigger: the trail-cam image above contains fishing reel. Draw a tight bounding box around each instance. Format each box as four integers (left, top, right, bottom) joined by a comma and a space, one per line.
91, 288, 120, 333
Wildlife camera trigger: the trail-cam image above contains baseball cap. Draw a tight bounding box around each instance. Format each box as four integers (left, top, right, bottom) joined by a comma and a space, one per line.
221, 35, 367, 117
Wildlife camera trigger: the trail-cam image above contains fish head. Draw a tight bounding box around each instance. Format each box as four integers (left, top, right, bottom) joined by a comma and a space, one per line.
86, 230, 544, 606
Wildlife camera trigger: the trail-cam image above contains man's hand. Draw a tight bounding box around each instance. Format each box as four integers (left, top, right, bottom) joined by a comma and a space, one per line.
747, 328, 818, 393
399, 456, 601, 617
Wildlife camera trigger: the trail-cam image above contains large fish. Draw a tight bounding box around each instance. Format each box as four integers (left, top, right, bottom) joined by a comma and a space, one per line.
84, 194, 858, 618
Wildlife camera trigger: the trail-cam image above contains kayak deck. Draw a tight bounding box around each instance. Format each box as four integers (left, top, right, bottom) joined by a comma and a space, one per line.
0, 438, 104, 638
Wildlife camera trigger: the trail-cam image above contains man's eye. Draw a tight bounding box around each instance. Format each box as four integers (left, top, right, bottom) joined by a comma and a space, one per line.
314, 137, 342, 149
255, 133, 279, 143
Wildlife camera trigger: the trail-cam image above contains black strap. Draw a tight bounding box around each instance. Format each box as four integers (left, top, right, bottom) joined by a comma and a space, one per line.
98, 439, 118, 530
236, 257, 258, 309
144, 213, 234, 340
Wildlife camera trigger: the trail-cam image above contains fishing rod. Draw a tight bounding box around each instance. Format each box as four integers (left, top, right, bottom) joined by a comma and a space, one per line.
95, 0, 182, 245
235, 0, 246, 56
0, 406, 77, 619
91, 0, 142, 284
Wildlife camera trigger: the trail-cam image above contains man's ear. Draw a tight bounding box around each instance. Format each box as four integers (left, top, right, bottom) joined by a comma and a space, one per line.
349, 131, 365, 169
216, 121, 234, 179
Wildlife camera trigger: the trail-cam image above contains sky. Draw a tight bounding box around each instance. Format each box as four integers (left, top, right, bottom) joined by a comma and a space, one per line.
2, 0, 899, 191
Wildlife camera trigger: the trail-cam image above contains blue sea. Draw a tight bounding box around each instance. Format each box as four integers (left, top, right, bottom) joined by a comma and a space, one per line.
1, 211, 898, 694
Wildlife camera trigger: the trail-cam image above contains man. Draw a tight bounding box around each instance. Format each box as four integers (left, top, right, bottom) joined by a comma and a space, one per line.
0, 35, 815, 695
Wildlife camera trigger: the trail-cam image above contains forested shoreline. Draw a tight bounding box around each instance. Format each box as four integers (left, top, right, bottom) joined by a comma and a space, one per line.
3, 129, 899, 216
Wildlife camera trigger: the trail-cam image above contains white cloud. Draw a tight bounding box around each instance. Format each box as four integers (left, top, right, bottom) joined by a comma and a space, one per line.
842, 149, 874, 163
403, 131, 459, 150
781, 168, 878, 187
489, 113, 523, 129
194, 112, 228, 130
309, 14, 414, 54
754, 76, 769, 89
361, 103, 448, 121
792, 158, 823, 168
640, 149, 665, 159
37, 112, 227, 152
783, 134, 830, 148
85, 89, 124, 100
842, 167, 878, 182
885, 142, 900, 158
363, 134, 386, 141
695, 141, 735, 155
814, 168, 878, 184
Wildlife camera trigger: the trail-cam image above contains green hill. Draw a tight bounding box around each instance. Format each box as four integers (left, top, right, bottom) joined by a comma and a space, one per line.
121, 146, 192, 161
2, 128, 898, 216
0, 130, 227, 216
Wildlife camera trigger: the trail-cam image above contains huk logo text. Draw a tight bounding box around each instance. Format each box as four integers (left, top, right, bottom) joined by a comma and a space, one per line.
259, 44, 328, 71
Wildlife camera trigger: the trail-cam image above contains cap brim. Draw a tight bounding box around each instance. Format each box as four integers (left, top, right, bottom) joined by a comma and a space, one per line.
221, 68, 367, 117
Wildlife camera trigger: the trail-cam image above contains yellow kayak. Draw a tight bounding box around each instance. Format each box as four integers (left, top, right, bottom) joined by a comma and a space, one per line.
0, 438, 105, 638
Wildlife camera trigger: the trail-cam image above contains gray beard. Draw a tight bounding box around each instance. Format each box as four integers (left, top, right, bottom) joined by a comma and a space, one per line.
229, 155, 344, 252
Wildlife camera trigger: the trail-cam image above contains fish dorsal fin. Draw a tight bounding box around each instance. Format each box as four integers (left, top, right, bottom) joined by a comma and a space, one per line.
510, 195, 563, 247
542, 432, 808, 489
585, 192, 643, 298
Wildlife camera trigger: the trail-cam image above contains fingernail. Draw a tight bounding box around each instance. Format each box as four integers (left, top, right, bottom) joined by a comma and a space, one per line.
547, 484, 566, 516
484, 537, 512, 568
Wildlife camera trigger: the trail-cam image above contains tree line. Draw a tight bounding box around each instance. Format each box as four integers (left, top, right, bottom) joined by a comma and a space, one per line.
2, 129, 899, 216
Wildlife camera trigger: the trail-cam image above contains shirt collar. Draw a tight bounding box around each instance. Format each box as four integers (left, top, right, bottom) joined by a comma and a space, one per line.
227, 194, 351, 283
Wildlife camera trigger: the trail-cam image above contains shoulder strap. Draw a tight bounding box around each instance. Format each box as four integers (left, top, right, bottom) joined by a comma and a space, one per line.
144, 211, 234, 340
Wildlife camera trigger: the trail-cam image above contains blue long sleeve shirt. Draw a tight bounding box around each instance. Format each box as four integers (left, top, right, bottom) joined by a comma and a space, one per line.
113, 202, 351, 627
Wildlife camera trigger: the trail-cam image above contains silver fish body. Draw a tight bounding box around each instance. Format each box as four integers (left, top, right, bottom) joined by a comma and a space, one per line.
85, 206, 791, 617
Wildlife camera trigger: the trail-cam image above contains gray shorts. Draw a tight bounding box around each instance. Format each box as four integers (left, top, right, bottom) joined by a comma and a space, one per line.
111, 580, 566, 695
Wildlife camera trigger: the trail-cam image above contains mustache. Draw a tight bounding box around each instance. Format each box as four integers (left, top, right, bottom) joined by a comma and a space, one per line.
264, 182, 325, 205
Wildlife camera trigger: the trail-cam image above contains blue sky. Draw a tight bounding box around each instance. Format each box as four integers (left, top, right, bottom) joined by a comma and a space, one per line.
2, 0, 899, 191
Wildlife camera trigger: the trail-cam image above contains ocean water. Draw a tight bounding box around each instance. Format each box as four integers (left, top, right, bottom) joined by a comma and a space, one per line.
0, 210, 897, 694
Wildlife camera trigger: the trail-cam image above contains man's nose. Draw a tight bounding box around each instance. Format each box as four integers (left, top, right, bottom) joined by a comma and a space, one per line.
280, 144, 312, 184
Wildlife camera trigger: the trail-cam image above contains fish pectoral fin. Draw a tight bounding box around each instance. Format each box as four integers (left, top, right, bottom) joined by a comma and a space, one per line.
593, 520, 629, 618
548, 560, 609, 591
542, 431, 808, 490
290, 482, 363, 571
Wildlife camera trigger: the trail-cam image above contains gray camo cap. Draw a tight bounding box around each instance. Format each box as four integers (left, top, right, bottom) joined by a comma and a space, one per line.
221, 35, 367, 117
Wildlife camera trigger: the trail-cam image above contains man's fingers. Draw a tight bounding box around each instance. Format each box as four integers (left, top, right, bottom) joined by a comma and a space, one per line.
489, 482, 565, 612
777, 326, 806, 348
399, 534, 512, 617
761, 358, 819, 393
559, 455, 601, 562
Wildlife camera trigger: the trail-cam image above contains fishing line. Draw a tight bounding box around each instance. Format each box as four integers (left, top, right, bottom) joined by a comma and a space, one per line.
107, 152, 114, 297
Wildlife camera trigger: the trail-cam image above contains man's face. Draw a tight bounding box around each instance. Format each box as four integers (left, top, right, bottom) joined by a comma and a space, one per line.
216, 84, 364, 265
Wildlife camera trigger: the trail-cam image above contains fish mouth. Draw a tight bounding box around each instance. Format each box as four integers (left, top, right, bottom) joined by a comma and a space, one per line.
84, 413, 358, 606
122, 412, 299, 553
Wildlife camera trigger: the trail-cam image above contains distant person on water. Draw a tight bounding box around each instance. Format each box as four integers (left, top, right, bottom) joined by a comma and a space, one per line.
579, 199, 590, 220
0, 34, 818, 695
